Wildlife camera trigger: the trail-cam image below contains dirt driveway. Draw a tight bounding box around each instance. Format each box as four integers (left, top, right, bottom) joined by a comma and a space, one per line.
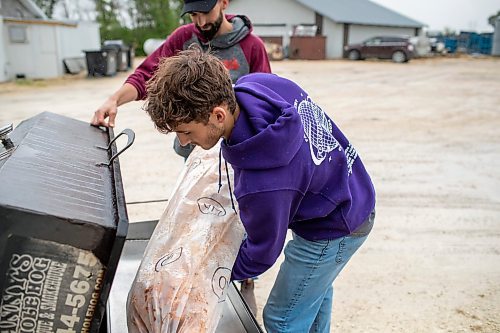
1, 56, 499, 332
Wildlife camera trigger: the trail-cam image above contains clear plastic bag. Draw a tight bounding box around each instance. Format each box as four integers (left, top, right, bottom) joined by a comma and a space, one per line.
127, 144, 245, 332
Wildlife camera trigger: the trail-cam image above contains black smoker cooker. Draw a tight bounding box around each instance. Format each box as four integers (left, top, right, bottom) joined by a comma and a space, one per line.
0, 112, 263, 333
0, 112, 133, 332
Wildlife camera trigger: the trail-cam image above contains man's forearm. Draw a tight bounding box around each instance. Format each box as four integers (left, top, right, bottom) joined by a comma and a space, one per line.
111, 83, 139, 106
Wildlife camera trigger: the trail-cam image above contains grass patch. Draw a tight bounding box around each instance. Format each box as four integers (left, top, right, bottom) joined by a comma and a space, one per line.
14, 79, 48, 87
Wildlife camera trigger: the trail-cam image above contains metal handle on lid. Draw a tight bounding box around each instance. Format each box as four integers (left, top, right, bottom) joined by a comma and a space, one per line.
96, 128, 135, 167
0, 123, 15, 160
0, 123, 14, 150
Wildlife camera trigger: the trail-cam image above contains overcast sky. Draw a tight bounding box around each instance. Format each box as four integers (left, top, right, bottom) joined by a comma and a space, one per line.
370, 0, 499, 33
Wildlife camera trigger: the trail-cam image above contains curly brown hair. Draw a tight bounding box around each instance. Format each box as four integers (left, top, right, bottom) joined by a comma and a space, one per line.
144, 45, 237, 133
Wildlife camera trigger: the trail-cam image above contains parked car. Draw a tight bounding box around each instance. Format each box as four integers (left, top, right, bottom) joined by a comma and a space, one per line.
344, 36, 415, 63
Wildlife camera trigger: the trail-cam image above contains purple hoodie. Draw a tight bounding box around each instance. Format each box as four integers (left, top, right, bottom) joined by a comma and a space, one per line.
222, 73, 376, 281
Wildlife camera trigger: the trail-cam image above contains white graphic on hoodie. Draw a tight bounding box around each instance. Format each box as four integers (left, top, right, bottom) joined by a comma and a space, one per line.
344, 143, 358, 175
295, 97, 340, 165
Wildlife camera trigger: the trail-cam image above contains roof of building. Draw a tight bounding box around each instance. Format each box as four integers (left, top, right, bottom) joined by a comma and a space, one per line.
0, 0, 48, 19
21, 0, 47, 19
294, 0, 424, 28
19, 0, 47, 20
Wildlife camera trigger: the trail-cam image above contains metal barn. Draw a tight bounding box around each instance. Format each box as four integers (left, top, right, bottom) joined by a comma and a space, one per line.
228, 0, 424, 59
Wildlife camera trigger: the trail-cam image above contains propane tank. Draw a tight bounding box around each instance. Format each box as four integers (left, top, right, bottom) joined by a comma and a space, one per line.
143, 38, 165, 55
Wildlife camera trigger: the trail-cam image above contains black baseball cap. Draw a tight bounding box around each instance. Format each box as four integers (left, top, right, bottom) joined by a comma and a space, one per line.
181, 0, 218, 16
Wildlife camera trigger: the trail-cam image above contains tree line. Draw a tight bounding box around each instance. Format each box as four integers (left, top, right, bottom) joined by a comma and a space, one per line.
34, 0, 188, 55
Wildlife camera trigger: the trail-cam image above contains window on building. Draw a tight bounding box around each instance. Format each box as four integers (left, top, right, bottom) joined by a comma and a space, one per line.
9, 26, 28, 43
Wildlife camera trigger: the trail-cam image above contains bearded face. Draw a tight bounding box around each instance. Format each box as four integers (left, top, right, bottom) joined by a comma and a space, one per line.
196, 10, 224, 41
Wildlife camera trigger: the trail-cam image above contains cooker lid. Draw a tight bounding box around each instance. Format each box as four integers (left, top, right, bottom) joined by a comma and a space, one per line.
0, 112, 134, 228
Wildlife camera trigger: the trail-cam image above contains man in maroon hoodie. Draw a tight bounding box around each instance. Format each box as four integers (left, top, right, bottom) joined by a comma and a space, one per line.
91, 0, 271, 159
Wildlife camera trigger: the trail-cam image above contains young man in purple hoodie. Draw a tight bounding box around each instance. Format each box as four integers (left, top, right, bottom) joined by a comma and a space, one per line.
144, 47, 376, 332
90, 0, 271, 158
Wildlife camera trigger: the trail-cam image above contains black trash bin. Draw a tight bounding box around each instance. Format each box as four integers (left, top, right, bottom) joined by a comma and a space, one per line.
84, 49, 118, 77
126, 46, 135, 69
103, 40, 130, 72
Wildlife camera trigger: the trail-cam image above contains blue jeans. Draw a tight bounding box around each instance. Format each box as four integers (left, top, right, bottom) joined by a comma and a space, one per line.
263, 211, 375, 333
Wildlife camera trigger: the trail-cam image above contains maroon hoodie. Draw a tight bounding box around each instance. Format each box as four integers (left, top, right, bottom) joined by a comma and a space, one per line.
126, 15, 271, 100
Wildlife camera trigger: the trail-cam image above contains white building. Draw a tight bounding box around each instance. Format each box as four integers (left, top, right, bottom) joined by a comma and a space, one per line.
0, 0, 100, 82
228, 0, 424, 59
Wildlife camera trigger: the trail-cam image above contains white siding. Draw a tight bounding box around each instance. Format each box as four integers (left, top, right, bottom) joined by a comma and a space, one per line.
2, 20, 99, 81
323, 19, 344, 58
37, 24, 60, 77
251, 25, 288, 42
5, 22, 60, 79
0, 17, 7, 82
57, 21, 100, 59
348, 25, 416, 44
55, 21, 99, 77
228, 0, 315, 48
5, 22, 36, 78
228, 0, 314, 25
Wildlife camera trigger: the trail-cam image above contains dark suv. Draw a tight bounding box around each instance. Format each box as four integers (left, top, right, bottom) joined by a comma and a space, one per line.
344, 36, 415, 63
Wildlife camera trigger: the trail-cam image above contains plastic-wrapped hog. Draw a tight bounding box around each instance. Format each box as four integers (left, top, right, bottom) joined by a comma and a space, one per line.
127, 144, 245, 333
